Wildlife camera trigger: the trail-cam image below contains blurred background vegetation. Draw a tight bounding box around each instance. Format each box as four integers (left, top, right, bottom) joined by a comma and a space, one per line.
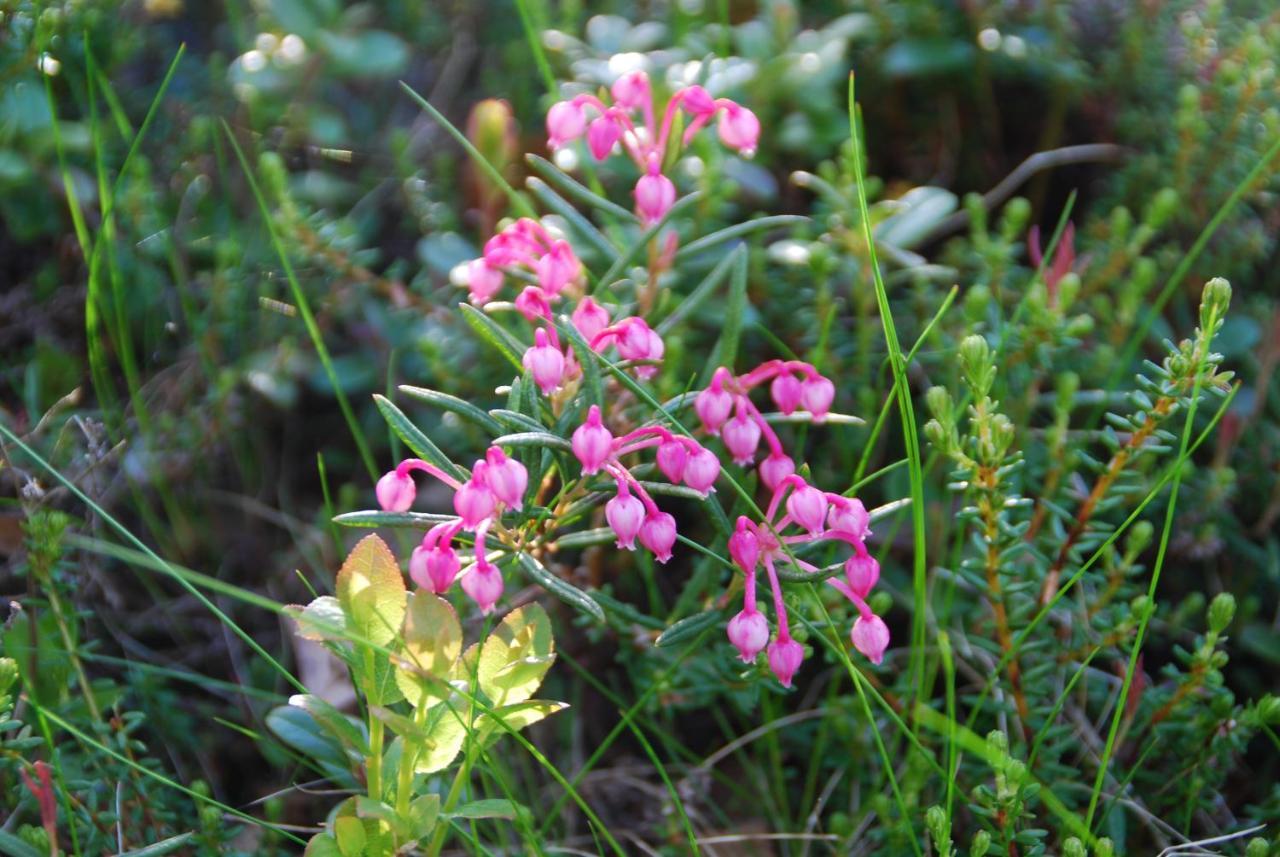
2, 0, 1279, 852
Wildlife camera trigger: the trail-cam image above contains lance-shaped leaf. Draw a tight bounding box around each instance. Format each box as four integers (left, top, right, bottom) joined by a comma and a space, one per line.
515, 553, 605, 623
401, 384, 504, 435
478, 602, 555, 707
459, 303, 527, 370
394, 592, 463, 707
373, 393, 464, 480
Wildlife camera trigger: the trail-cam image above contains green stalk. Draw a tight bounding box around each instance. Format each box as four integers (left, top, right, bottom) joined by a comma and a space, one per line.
846, 74, 930, 705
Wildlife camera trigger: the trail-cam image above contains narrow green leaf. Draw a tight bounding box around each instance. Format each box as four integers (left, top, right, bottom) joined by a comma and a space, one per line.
400, 384, 504, 435
525, 154, 637, 223
596, 192, 704, 291
116, 834, 198, 857
447, 798, 523, 820
373, 394, 464, 480
656, 249, 737, 335
526, 176, 618, 259
0, 831, 43, 857
488, 408, 546, 434
491, 431, 571, 452
704, 245, 748, 382
333, 510, 460, 529
674, 215, 808, 261
515, 553, 605, 623
458, 304, 527, 371
655, 609, 723, 647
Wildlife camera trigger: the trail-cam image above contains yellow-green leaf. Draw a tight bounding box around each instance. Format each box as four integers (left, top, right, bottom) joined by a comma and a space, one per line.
475, 699, 568, 749
333, 816, 365, 857
413, 703, 467, 773
477, 603, 554, 707
394, 592, 462, 707
336, 534, 406, 647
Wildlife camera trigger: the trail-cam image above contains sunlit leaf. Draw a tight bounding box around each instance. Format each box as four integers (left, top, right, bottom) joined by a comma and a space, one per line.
478, 603, 555, 707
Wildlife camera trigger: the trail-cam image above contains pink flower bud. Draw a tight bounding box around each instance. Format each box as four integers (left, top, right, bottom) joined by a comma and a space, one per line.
680, 85, 716, 115
635, 172, 676, 224
786, 482, 829, 536
587, 115, 622, 160
616, 319, 665, 378
376, 470, 416, 512
721, 410, 762, 466
611, 70, 650, 109
695, 375, 734, 432
828, 497, 869, 540
461, 562, 504, 614
800, 375, 835, 419
454, 466, 497, 529
682, 446, 721, 495
759, 453, 795, 491
717, 104, 760, 157
605, 488, 645, 549
572, 297, 610, 342
467, 259, 504, 304
484, 447, 528, 511
571, 405, 613, 475
728, 519, 759, 571
851, 612, 890, 665
770, 373, 803, 415
639, 511, 677, 563
546, 100, 586, 149
523, 328, 566, 395
844, 551, 880, 600
514, 286, 552, 322
655, 439, 688, 483
535, 239, 580, 295
727, 609, 769, 662
410, 542, 460, 593
767, 636, 804, 687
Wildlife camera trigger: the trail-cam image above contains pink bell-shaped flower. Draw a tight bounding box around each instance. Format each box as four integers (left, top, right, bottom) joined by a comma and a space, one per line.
770, 373, 803, 415
610, 70, 650, 109
682, 446, 721, 495
514, 286, 552, 322
572, 297, 610, 342
786, 482, 829, 536
655, 438, 688, 483
727, 609, 769, 663
845, 551, 880, 600
695, 373, 734, 432
759, 453, 795, 492
484, 447, 528, 511
717, 104, 760, 157
828, 496, 869, 539
728, 518, 759, 571
523, 329, 566, 395
535, 239, 580, 295
639, 511, 677, 563
721, 410, 762, 466
680, 85, 716, 116
587, 115, 622, 160
571, 405, 613, 475
851, 612, 890, 666
410, 541, 461, 594
546, 100, 586, 149
454, 466, 497, 530
767, 636, 804, 687
605, 487, 645, 550
800, 375, 835, 419
375, 470, 415, 512
635, 171, 676, 224
461, 561, 505, 615
466, 259, 504, 304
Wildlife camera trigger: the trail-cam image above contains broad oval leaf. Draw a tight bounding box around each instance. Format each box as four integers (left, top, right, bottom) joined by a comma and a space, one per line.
478, 603, 555, 707
336, 534, 407, 648
288, 595, 347, 642
395, 592, 463, 707
475, 699, 569, 750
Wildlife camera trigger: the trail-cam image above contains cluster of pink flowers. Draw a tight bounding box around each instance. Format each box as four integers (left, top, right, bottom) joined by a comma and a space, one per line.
694, 360, 836, 488
460, 217, 665, 396
726, 476, 889, 686
572, 405, 720, 563
375, 447, 528, 614
546, 70, 761, 224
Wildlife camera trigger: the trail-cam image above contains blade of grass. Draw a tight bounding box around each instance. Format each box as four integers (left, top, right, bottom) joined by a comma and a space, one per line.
220, 121, 378, 480
847, 74, 930, 706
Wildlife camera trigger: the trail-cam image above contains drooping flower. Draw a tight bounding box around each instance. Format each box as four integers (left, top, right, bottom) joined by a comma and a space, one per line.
571, 405, 614, 475
524, 328, 566, 395
638, 511, 677, 563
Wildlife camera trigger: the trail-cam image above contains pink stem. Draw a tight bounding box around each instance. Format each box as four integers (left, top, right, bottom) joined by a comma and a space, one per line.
397, 459, 463, 491
762, 557, 791, 639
